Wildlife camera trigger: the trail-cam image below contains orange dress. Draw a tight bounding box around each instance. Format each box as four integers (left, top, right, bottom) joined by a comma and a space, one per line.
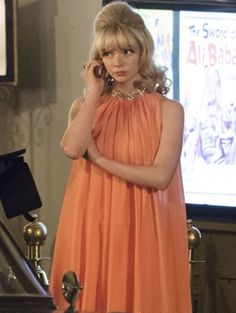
50, 92, 192, 313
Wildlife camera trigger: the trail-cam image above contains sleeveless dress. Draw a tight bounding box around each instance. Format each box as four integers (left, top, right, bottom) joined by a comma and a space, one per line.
50, 92, 192, 313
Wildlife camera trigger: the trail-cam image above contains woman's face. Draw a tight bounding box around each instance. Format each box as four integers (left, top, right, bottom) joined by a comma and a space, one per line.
102, 45, 141, 90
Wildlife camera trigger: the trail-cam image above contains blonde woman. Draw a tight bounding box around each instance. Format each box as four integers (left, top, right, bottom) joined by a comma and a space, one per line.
50, 2, 192, 313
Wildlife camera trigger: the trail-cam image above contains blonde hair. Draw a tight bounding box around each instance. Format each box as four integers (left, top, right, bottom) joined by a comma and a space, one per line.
90, 1, 170, 95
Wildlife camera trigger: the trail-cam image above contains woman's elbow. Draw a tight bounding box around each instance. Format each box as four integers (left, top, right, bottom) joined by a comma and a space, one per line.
156, 180, 170, 191
152, 162, 179, 190
60, 141, 84, 160
153, 174, 173, 191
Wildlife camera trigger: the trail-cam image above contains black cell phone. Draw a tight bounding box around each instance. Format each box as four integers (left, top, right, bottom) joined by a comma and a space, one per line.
93, 64, 106, 79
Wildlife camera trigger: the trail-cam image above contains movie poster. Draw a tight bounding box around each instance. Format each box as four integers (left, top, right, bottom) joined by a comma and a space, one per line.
0, 0, 6, 76
136, 9, 174, 98
180, 11, 236, 206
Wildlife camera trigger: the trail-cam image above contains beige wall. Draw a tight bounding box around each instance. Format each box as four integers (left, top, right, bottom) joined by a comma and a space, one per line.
0, 0, 101, 274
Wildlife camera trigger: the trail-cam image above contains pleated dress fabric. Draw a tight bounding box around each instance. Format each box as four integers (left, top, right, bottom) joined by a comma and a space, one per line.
50, 92, 192, 313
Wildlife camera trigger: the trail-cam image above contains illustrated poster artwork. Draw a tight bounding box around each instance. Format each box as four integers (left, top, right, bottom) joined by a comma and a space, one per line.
136, 9, 174, 98
180, 11, 236, 206
0, 0, 6, 76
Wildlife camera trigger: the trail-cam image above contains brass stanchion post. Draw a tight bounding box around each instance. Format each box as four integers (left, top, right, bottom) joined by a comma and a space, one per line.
23, 213, 49, 287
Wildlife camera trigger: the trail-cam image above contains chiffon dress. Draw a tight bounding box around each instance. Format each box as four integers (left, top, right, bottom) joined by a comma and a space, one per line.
50, 92, 192, 313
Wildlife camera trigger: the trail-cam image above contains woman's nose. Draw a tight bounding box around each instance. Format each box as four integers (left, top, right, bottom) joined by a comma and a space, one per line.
113, 52, 123, 67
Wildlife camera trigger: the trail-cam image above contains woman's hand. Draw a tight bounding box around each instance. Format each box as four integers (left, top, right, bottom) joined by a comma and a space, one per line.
87, 139, 102, 164
82, 60, 106, 97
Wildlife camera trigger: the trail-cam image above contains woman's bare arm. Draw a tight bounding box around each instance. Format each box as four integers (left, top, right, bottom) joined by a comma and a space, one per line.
87, 98, 184, 190
61, 61, 105, 159
61, 93, 99, 159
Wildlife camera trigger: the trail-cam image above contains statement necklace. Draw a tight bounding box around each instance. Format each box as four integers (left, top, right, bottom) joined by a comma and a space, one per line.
111, 87, 146, 100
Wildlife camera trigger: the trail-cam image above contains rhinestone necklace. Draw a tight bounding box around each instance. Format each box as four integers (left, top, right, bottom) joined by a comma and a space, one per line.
111, 88, 146, 100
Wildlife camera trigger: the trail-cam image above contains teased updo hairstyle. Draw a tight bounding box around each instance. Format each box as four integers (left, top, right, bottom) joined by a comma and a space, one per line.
89, 1, 170, 95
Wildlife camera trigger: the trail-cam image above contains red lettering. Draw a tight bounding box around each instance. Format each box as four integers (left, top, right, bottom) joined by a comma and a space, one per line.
218, 48, 223, 64
208, 44, 217, 66
187, 41, 197, 65
186, 42, 236, 66
225, 46, 232, 64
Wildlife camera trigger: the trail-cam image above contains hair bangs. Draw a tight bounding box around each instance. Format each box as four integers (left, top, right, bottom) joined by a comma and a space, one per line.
96, 26, 139, 58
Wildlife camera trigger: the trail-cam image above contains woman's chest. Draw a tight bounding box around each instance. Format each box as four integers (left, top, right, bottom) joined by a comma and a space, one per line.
93, 99, 162, 164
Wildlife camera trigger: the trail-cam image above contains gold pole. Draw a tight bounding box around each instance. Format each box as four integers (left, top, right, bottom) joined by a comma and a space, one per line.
23, 214, 49, 287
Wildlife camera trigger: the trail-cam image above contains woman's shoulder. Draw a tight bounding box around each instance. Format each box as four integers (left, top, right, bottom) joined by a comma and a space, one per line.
146, 92, 182, 109
159, 95, 184, 114
146, 92, 184, 123
67, 96, 85, 124
70, 97, 83, 113
160, 96, 184, 126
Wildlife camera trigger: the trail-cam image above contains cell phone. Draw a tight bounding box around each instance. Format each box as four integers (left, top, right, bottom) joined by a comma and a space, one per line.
93, 64, 106, 79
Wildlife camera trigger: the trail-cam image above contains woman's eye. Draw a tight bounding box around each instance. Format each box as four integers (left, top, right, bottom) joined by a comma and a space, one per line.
123, 49, 133, 55
103, 50, 112, 57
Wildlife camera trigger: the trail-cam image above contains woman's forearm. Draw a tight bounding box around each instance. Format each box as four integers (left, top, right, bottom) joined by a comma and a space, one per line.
61, 59, 105, 160
61, 93, 99, 159
95, 155, 176, 190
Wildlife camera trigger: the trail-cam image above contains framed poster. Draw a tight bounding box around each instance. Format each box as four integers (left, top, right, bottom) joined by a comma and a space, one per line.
0, 0, 17, 85
103, 0, 236, 220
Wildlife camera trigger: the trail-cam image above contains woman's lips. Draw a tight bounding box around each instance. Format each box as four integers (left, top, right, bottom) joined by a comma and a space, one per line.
114, 71, 126, 76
